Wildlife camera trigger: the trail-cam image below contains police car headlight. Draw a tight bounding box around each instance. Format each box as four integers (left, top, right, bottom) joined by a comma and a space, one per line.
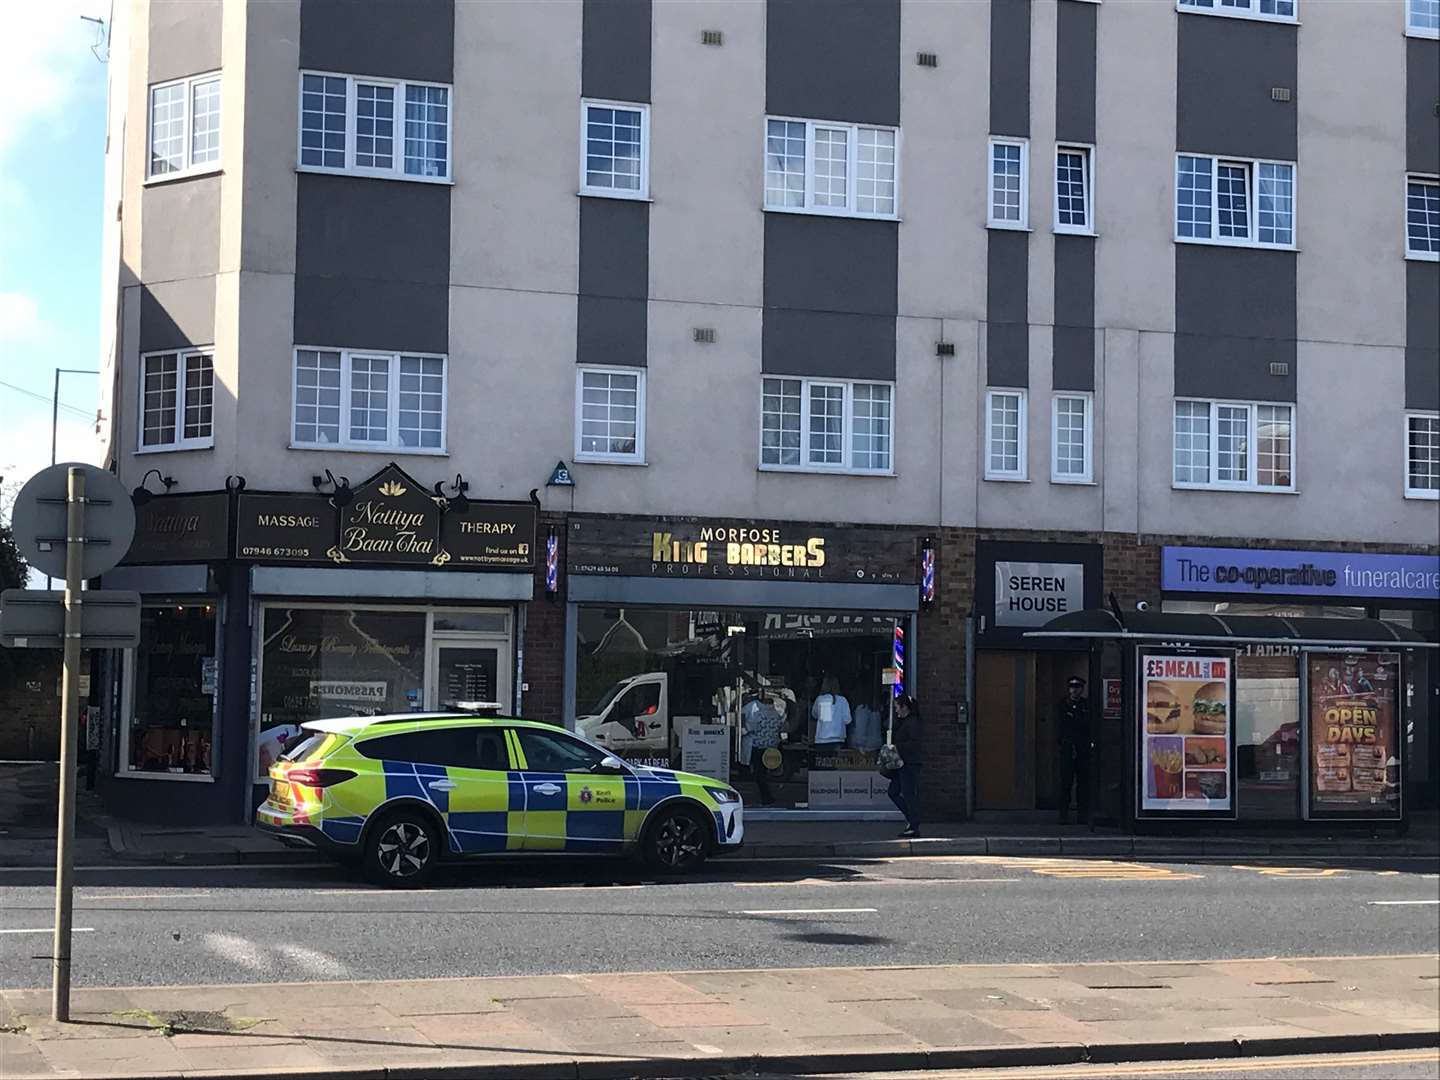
705, 786, 740, 804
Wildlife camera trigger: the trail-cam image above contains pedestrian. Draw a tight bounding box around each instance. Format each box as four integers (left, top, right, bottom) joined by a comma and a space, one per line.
741, 691, 783, 806
888, 694, 923, 838
1056, 675, 1091, 824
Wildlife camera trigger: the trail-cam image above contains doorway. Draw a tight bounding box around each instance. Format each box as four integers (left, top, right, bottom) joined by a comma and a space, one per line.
427, 635, 512, 711
975, 650, 1088, 810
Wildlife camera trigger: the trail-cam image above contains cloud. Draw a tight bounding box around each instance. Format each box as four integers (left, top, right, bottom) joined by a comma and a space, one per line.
0, 413, 101, 517
0, 292, 47, 344
0, 1, 107, 167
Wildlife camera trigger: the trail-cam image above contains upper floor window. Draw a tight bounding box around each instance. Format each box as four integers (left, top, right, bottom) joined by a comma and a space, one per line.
1406, 176, 1440, 261
292, 348, 447, 452
1174, 398, 1294, 492
1408, 0, 1440, 37
580, 100, 649, 199
1054, 144, 1094, 235
765, 117, 899, 219
1176, 154, 1295, 249
985, 389, 1028, 481
1406, 413, 1440, 499
988, 138, 1029, 230
298, 72, 452, 182
1052, 393, 1093, 483
148, 72, 221, 180
1177, 0, 1296, 22
141, 349, 214, 451
576, 366, 645, 464
761, 377, 893, 474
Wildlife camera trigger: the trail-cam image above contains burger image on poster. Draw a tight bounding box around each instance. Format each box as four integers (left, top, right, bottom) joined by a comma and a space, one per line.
1146, 681, 1182, 734
1191, 682, 1228, 735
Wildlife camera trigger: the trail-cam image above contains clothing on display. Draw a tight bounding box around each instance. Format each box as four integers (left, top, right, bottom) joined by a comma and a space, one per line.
812, 693, 853, 745
849, 703, 883, 750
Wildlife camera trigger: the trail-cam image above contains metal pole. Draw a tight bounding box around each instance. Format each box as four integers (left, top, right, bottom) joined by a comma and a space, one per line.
52, 466, 85, 1022
51, 369, 61, 467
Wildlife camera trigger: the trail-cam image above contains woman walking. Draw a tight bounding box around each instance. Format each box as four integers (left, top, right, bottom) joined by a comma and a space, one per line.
888, 694, 923, 838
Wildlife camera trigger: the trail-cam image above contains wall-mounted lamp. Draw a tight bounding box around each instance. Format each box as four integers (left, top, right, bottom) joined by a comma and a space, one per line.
132, 468, 176, 505
545, 525, 560, 599
311, 469, 352, 507
920, 536, 936, 609
434, 473, 470, 514
225, 475, 247, 494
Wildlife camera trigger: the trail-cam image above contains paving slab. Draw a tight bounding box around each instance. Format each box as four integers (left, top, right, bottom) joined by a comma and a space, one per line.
575, 973, 716, 1006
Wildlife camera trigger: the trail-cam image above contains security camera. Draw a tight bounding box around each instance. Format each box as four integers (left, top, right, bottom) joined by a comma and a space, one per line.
1136, 600, 1150, 612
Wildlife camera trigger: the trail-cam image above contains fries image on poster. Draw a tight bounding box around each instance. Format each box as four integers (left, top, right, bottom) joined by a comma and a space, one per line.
1141, 654, 1233, 813
1307, 653, 1400, 818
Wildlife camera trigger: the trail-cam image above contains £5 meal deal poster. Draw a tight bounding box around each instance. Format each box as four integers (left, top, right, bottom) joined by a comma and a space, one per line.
1141, 654, 1234, 814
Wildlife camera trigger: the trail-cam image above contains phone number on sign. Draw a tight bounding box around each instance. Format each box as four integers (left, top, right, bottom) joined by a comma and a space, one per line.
240, 546, 314, 558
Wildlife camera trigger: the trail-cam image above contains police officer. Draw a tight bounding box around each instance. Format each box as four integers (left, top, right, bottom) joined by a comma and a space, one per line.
1056, 675, 1091, 825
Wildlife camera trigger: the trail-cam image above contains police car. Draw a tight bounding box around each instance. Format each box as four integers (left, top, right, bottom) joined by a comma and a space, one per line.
254, 709, 744, 886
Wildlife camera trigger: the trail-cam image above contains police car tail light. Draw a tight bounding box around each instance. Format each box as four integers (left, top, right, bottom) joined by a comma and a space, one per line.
286, 768, 356, 788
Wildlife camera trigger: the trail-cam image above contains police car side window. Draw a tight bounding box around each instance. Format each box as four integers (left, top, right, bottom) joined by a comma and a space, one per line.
356, 729, 480, 769
517, 729, 605, 774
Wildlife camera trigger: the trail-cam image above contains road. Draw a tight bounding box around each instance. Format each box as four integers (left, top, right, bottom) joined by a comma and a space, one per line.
0, 853, 1436, 988
777, 1049, 1440, 1078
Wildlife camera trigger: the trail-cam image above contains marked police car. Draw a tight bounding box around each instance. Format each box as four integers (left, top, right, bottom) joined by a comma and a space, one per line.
255, 709, 744, 886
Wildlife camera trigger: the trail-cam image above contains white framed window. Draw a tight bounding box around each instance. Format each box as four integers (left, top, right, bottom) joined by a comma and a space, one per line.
147, 72, 222, 180
580, 100, 650, 199
1176, 154, 1295, 249
1176, 0, 1297, 23
1406, 413, 1440, 498
1054, 144, 1094, 235
1406, 175, 1440, 260
291, 348, 447, 452
298, 71, 452, 182
760, 377, 894, 474
988, 138, 1029, 229
139, 349, 214, 451
1051, 393, 1093, 483
764, 116, 899, 219
985, 389, 1028, 480
1408, 0, 1440, 37
1173, 398, 1294, 491
576, 366, 645, 463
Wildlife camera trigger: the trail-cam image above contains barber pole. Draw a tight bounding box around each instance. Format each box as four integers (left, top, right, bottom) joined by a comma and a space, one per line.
545, 527, 559, 597
892, 622, 905, 698
920, 538, 935, 608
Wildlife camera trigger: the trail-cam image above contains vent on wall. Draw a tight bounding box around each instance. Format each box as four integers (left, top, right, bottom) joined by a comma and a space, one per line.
917, 51, 938, 67
693, 327, 716, 344
1269, 361, 1290, 377
1270, 86, 1292, 102
936, 342, 955, 357
700, 29, 723, 46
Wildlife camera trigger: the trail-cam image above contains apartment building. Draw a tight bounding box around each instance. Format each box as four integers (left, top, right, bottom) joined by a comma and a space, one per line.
94, 0, 1439, 828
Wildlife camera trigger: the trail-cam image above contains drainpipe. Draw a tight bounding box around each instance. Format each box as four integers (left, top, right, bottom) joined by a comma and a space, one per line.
964, 612, 976, 820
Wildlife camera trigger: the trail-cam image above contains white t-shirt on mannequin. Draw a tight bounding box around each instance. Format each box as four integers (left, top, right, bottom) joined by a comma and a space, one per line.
812, 693, 852, 745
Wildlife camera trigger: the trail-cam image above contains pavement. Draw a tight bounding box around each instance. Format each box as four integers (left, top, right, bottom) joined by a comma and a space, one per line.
0, 955, 1435, 1079
1, 761, 1435, 868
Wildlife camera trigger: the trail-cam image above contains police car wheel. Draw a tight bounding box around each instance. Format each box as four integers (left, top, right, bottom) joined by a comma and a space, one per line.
364, 811, 439, 887
644, 807, 709, 873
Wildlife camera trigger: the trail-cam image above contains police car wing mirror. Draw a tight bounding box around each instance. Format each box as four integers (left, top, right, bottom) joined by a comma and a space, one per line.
593, 755, 628, 775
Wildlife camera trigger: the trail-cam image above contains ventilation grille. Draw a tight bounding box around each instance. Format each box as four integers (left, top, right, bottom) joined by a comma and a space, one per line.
917, 51, 939, 67
936, 342, 956, 357
701, 29, 723, 46
693, 327, 717, 344
1269, 361, 1290, 377
1270, 86, 1292, 102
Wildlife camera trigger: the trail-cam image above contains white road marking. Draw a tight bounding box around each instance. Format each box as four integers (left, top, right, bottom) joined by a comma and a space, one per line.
79, 892, 211, 901
202, 932, 271, 973
0, 927, 94, 935
1366, 899, 1440, 906
734, 907, 878, 916
691, 1044, 724, 1055
274, 942, 350, 978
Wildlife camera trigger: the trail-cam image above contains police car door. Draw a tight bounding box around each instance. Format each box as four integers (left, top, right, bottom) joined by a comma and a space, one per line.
512, 727, 629, 852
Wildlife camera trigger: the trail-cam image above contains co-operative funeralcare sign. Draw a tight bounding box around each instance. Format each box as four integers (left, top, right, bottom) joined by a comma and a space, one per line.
1163, 547, 1440, 601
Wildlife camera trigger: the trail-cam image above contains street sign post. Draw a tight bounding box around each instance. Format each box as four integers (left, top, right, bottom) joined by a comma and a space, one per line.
5, 463, 135, 1023
0, 590, 141, 648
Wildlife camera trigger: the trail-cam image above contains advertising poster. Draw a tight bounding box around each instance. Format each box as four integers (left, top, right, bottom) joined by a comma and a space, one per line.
1140, 653, 1234, 814
1306, 653, 1401, 819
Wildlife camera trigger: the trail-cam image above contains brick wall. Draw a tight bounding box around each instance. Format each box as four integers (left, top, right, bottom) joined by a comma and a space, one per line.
521, 511, 567, 725
0, 654, 62, 760
915, 527, 974, 819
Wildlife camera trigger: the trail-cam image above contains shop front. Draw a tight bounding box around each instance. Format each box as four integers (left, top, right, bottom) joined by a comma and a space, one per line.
970, 539, 1103, 815
100, 462, 538, 824
563, 515, 931, 818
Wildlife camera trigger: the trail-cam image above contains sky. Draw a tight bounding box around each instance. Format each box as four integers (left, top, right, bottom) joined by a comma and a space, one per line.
0, 1, 112, 520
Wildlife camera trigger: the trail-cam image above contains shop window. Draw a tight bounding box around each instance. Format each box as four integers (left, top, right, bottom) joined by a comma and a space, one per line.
257, 607, 426, 780
122, 604, 217, 779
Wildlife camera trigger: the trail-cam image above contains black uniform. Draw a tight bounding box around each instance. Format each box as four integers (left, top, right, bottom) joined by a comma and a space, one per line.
1056, 693, 1091, 823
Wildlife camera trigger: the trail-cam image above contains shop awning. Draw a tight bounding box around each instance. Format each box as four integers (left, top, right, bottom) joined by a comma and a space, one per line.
1024, 609, 1438, 648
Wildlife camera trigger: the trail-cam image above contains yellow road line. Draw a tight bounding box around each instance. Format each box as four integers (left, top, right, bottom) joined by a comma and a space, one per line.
946, 1049, 1439, 1079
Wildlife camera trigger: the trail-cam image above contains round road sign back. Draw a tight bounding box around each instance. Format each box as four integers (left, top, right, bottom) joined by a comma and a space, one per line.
11, 463, 136, 580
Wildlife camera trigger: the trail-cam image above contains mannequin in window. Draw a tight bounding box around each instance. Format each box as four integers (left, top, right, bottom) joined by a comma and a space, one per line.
811, 675, 852, 746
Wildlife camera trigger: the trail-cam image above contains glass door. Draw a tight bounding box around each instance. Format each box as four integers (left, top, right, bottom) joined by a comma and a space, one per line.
428, 636, 512, 712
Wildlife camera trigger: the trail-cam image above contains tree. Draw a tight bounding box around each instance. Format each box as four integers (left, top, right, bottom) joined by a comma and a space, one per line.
0, 518, 30, 681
